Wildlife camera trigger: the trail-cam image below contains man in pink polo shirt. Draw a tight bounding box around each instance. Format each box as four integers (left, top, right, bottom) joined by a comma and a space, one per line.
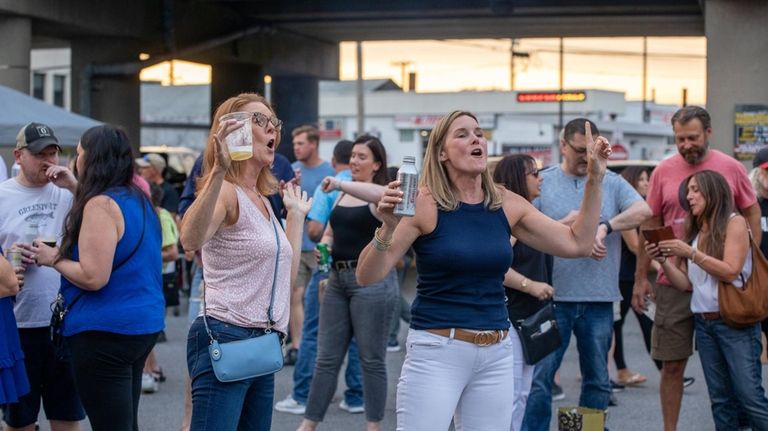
632, 106, 760, 431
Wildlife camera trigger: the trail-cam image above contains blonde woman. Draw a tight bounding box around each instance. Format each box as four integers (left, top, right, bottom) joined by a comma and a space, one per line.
355, 111, 610, 430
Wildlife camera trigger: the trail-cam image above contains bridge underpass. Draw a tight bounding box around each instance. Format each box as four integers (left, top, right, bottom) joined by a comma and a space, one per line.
0, 0, 765, 155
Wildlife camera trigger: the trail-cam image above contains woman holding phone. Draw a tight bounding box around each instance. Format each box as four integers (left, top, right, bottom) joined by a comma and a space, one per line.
646, 170, 768, 430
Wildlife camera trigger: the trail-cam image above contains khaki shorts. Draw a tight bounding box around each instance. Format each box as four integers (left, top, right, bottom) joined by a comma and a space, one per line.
294, 251, 317, 290
651, 283, 694, 362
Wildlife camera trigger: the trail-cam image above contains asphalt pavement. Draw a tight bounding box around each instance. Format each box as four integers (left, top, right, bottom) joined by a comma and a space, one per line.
19, 274, 768, 431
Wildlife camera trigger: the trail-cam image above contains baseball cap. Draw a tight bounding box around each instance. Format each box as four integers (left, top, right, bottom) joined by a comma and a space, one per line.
753, 146, 768, 169
15, 123, 61, 154
135, 153, 166, 171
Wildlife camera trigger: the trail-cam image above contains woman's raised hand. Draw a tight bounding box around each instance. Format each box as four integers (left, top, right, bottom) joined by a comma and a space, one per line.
377, 180, 404, 228
585, 121, 611, 178
283, 182, 312, 217
212, 119, 240, 173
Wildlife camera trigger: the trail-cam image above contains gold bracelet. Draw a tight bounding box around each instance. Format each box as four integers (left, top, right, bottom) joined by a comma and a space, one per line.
374, 226, 392, 246
372, 237, 390, 251
690, 248, 697, 264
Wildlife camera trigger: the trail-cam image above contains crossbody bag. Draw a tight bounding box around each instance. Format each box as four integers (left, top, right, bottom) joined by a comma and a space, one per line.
203, 217, 285, 382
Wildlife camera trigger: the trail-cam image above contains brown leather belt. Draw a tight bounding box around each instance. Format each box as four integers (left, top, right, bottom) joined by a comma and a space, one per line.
426, 328, 508, 346
696, 312, 721, 321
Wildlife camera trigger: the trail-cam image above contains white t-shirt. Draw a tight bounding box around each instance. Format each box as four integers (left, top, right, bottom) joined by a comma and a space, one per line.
0, 155, 7, 182
0, 179, 73, 327
689, 234, 753, 313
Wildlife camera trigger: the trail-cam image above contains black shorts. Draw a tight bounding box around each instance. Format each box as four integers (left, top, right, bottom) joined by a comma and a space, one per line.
1, 327, 85, 427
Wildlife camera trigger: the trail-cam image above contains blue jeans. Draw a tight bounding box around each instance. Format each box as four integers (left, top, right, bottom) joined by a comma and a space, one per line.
187, 317, 276, 431
292, 270, 363, 406
522, 302, 613, 431
695, 316, 768, 431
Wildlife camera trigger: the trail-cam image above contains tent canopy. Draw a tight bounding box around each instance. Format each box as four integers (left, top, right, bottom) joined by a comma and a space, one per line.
0, 85, 101, 148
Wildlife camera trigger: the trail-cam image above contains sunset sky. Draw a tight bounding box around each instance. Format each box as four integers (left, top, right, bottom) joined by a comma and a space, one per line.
141, 37, 706, 106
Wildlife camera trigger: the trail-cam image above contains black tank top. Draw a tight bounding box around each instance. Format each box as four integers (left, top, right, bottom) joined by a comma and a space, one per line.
329, 204, 379, 261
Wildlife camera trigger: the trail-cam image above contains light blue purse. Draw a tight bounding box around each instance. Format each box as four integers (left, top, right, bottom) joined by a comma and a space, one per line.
203, 218, 285, 382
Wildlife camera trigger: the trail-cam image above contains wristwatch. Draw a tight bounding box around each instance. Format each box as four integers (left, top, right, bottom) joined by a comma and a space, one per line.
599, 220, 613, 235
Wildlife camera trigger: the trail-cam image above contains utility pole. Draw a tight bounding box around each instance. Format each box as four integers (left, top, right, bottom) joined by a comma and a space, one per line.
391, 60, 413, 91
356, 41, 365, 137
556, 37, 564, 164
509, 39, 529, 91
642, 37, 648, 122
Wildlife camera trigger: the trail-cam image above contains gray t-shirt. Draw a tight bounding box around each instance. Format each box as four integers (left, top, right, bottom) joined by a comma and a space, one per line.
534, 166, 641, 302
0, 179, 73, 327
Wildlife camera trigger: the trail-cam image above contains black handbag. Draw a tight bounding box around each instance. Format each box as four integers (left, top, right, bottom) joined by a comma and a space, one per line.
50, 203, 146, 359
514, 302, 562, 365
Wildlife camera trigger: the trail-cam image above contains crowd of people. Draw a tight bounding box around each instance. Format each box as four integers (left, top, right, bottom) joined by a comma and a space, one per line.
0, 100, 767, 431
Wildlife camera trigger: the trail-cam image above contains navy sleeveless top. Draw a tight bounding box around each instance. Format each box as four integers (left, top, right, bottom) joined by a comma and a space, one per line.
60, 187, 165, 336
411, 202, 512, 330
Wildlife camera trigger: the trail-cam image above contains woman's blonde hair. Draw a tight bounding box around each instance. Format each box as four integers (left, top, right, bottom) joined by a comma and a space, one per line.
420, 110, 503, 211
197, 93, 280, 195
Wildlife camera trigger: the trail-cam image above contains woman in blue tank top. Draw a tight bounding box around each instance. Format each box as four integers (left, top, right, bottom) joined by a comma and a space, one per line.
356, 111, 611, 430
33, 125, 164, 431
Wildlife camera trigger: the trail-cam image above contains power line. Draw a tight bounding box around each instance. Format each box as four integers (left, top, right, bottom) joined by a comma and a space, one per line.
434, 39, 706, 60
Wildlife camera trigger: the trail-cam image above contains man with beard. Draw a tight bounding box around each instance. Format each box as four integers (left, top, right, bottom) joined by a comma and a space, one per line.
632, 106, 760, 431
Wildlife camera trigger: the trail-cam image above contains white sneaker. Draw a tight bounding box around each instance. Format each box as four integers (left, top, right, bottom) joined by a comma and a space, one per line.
275, 395, 306, 414
339, 400, 364, 414
141, 373, 158, 393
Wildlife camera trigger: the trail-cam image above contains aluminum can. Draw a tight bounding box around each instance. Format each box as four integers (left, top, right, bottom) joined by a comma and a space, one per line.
317, 243, 330, 273
393, 156, 419, 217
6, 249, 22, 269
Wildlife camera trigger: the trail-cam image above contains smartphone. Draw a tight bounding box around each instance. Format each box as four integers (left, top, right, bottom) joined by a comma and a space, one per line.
641, 226, 675, 244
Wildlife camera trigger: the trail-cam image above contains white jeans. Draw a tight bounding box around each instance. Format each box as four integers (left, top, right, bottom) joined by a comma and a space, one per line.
396, 328, 516, 431
509, 329, 534, 431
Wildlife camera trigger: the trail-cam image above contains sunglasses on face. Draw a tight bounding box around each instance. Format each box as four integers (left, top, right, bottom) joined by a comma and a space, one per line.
252, 112, 283, 130
527, 169, 540, 178
565, 140, 587, 155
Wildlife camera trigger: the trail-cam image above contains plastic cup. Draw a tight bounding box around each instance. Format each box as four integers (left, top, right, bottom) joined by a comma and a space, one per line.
220, 112, 253, 161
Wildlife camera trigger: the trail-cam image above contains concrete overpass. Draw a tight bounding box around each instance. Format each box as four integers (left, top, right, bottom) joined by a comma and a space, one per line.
0, 0, 765, 155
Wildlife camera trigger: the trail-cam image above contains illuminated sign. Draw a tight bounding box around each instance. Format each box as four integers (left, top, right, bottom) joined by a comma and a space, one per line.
516, 91, 587, 103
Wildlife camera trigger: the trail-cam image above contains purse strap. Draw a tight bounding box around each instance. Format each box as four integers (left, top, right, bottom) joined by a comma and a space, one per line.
56, 196, 148, 313
203, 215, 281, 343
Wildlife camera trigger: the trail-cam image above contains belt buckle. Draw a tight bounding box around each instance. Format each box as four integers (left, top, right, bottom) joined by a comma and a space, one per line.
473, 331, 496, 346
